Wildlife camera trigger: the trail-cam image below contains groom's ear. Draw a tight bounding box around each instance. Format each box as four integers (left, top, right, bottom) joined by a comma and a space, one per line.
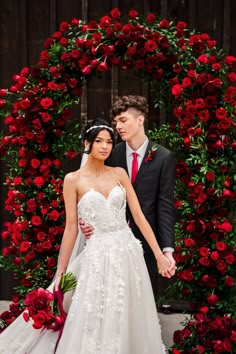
138, 114, 145, 125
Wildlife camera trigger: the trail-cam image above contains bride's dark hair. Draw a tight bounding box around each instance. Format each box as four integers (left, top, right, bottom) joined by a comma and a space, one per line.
83, 117, 114, 154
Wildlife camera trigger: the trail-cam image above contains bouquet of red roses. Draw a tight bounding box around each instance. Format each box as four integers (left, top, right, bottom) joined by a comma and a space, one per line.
23, 272, 77, 331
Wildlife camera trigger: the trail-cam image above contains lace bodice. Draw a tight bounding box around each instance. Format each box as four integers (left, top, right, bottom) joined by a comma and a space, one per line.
77, 185, 129, 234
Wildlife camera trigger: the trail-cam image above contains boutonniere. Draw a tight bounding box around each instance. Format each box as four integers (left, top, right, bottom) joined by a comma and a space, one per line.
144, 143, 158, 163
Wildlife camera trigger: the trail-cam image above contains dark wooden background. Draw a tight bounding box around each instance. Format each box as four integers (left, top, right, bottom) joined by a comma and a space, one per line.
0, 0, 235, 299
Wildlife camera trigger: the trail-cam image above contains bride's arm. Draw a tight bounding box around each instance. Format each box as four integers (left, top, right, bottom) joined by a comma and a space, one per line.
116, 168, 173, 278
54, 173, 79, 290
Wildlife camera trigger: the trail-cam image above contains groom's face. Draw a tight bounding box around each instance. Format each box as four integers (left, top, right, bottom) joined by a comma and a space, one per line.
113, 108, 144, 142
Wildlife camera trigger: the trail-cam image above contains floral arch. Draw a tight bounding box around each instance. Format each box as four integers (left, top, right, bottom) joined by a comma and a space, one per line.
0, 8, 236, 352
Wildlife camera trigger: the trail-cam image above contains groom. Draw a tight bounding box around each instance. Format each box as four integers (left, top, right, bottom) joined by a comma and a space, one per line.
81, 95, 176, 295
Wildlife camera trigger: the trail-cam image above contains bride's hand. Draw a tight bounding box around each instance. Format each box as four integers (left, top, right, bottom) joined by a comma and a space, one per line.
54, 274, 62, 292
156, 253, 172, 279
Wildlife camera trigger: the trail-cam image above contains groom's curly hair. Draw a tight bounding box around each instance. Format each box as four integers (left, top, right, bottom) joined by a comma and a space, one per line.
110, 95, 148, 119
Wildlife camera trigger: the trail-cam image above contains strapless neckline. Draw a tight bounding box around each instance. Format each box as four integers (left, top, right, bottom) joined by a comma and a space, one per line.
77, 185, 123, 208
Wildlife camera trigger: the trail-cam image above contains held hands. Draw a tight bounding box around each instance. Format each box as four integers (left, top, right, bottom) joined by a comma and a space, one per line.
157, 253, 177, 279
163, 251, 177, 277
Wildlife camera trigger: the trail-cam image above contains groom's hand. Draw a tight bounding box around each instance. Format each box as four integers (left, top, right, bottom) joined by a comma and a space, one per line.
163, 251, 177, 277
79, 218, 94, 239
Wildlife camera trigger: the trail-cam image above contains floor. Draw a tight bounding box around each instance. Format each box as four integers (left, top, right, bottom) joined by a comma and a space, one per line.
0, 300, 190, 350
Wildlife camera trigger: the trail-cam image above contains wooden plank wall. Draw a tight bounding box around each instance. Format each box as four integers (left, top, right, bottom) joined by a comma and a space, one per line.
0, 0, 235, 299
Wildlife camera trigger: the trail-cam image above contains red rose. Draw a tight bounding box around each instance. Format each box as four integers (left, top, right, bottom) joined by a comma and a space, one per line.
128, 10, 138, 19
199, 247, 209, 256
224, 276, 235, 287
216, 241, 227, 251
213, 341, 224, 353
110, 8, 121, 19
33, 176, 45, 187
223, 339, 232, 352
200, 306, 209, 313
144, 40, 157, 52
36, 232, 46, 241
97, 62, 108, 73
40, 97, 53, 109
82, 65, 91, 75
13, 177, 23, 185
182, 77, 192, 88
31, 215, 42, 226
40, 112, 52, 123
171, 349, 181, 354
218, 221, 232, 233
0, 89, 7, 96
215, 107, 227, 120
99, 16, 112, 29
19, 99, 31, 110
210, 251, 219, 261
66, 150, 76, 159
61, 52, 70, 62
47, 270, 55, 279
146, 13, 156, 24
26, 199, 37, 213
159, 19, 170, 28
207, 294, 219, 306
186, 221, 195, 233
48, 210, 60, 221
231, 331, 236, 342
216, 260, 227, 272
53, 159, 61, 168
19, 241, 30, 253
121, 24, 134, 37
59, 21, 69, 32
195, 193, 207, 204
199, 257, 211, 267
225, 254, 235, 264
173, 329, 184, 344
224, 55, 236, 66
30, 158, 40, 169
171, 84, 182, 97
184, 238, 194, 247
47, 257, 57, 268
42, 241, 52, 250
195, 345, 205, 353
206, 171, 215, 181
32, 312, 49, 329
179, 269, 194, 282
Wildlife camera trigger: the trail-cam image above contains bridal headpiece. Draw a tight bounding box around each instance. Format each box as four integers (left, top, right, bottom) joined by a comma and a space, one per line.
85, 125, 113, 134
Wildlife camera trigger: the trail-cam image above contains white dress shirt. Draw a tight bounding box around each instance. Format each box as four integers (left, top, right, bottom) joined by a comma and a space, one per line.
126, 138, 174, 254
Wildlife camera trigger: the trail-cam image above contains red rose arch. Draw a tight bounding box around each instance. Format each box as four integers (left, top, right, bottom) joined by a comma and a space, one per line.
0, 8, 236, 352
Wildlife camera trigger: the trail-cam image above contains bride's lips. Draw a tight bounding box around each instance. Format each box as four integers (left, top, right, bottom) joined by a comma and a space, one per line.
99, 151, 108, 155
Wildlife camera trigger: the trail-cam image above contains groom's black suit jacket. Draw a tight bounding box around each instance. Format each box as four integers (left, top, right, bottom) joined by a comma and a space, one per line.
108, 140, 176, 256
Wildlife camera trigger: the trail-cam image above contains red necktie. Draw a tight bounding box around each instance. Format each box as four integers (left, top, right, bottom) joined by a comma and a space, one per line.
131, 152, 138, 184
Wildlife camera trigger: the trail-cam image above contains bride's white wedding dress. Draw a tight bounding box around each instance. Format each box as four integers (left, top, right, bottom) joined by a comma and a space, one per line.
0, 185, 166, 353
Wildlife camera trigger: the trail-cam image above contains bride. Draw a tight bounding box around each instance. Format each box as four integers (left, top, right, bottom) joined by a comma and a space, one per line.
0, 119, 170, 353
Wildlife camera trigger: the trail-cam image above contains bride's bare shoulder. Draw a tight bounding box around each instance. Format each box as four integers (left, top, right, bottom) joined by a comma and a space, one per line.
64, 169, 81, 183
112, 166, 128, 177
